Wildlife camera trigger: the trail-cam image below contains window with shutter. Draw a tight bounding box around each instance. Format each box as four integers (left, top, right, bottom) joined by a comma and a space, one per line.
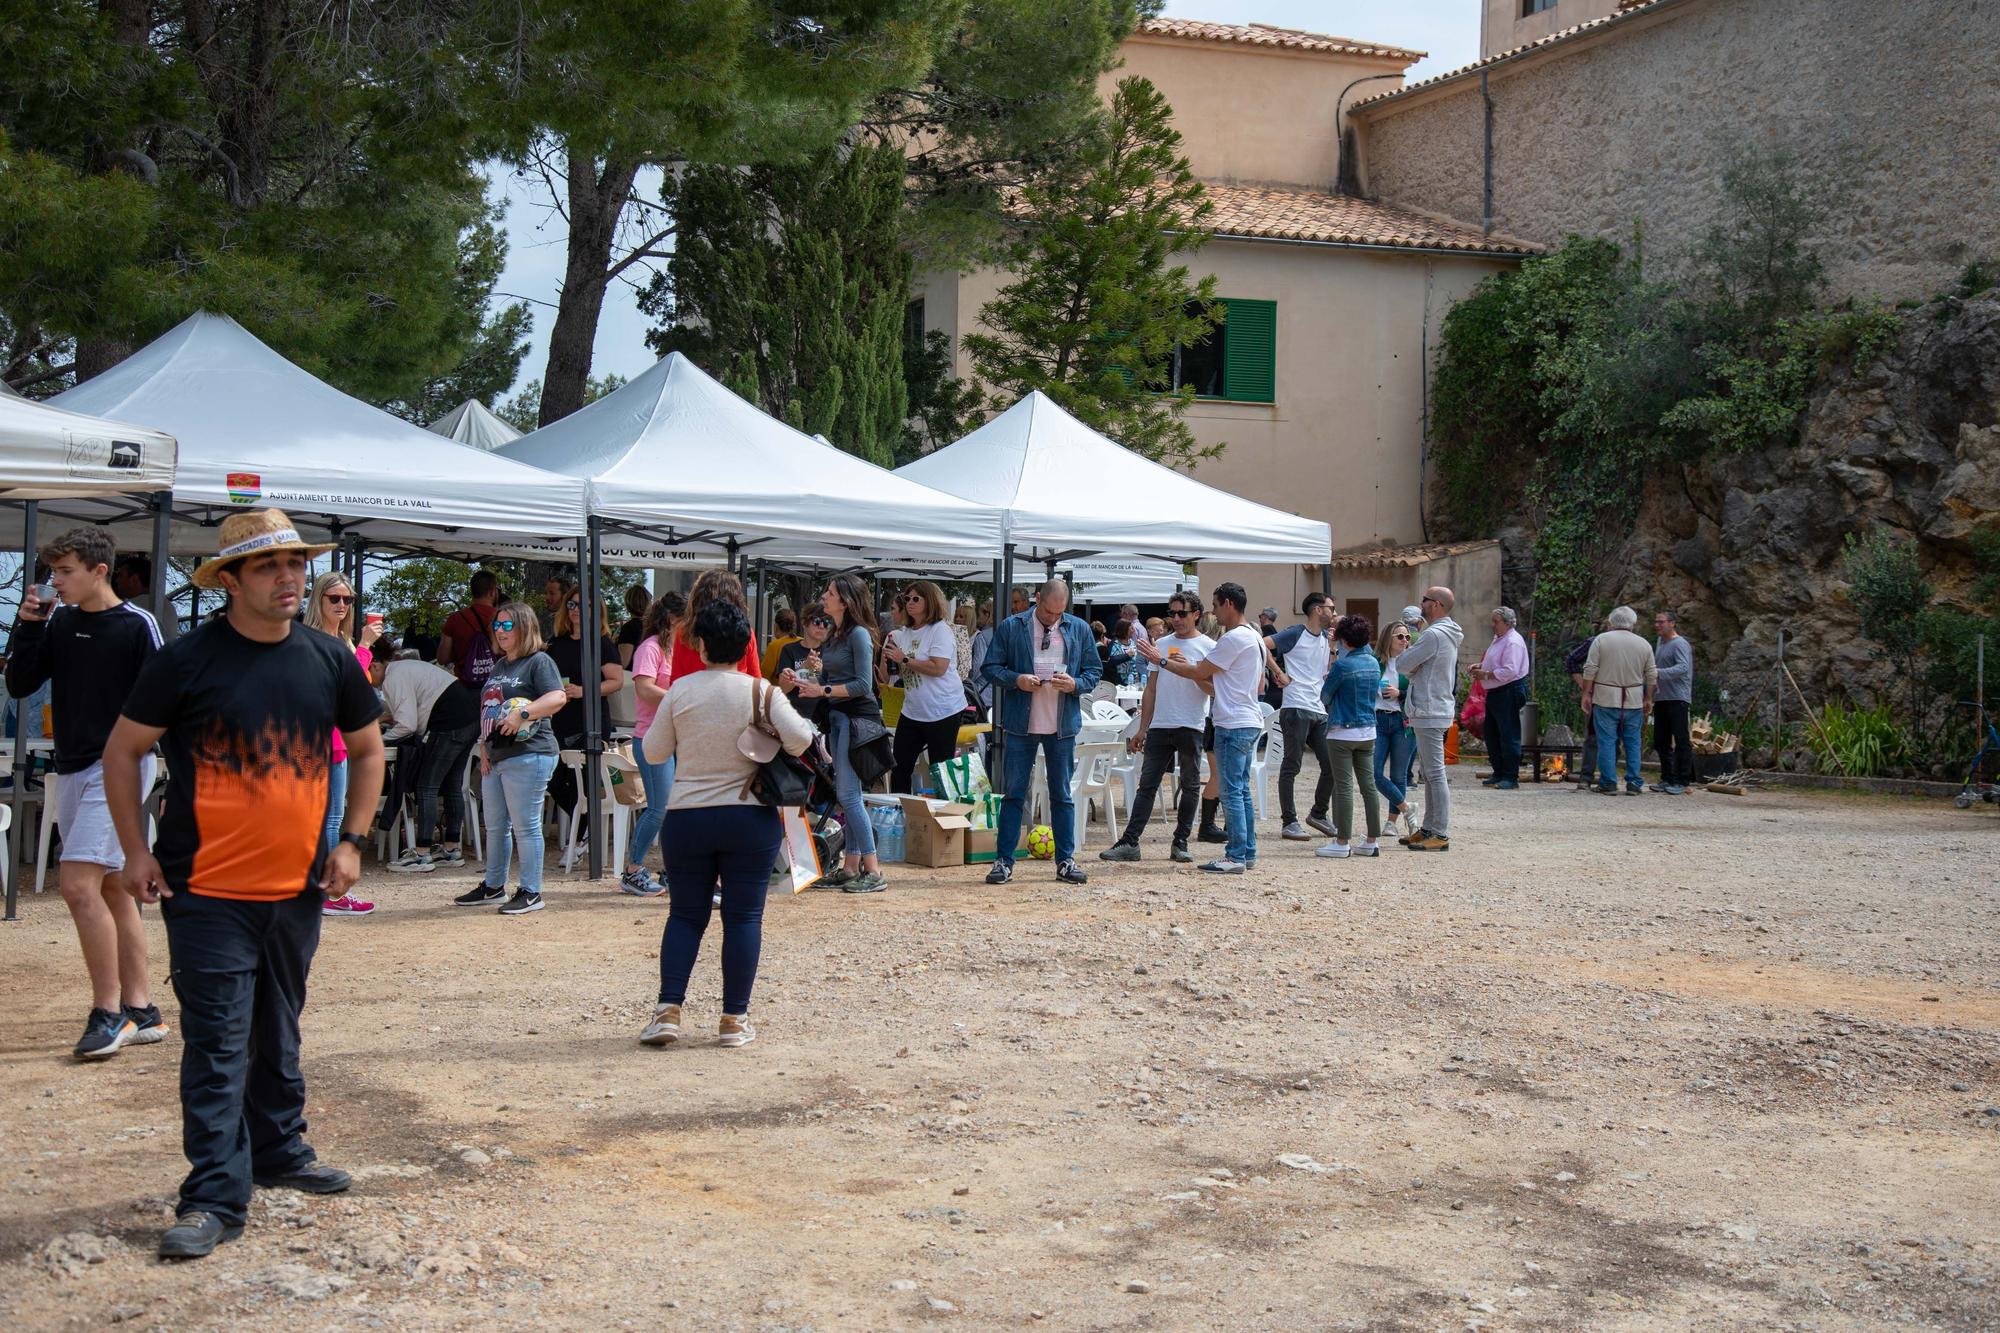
1165, 297, 1277, 404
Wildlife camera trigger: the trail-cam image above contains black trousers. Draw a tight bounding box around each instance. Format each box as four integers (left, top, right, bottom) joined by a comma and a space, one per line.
1484, 679, 1528, 783
891, 713, 962, 793
1277, 707, 1333, 823
159, 888, 322, 1227
1117, 725, 1203, 844
1654, 699, 1694, 786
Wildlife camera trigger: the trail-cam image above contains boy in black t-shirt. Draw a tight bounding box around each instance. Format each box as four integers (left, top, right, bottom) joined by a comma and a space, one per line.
103, 510, 384, 1261
4, 526, 163, 1059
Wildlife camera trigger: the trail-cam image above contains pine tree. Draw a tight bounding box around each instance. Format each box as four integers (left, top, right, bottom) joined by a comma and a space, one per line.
643, 144, 916, 466
962, 77, 1222, 466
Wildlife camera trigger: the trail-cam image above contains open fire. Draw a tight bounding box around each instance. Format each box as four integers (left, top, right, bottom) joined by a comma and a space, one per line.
1541, 753, 1569, 781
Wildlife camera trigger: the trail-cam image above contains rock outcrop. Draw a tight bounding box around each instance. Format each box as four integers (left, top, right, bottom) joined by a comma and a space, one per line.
1541, 291, 2000, 719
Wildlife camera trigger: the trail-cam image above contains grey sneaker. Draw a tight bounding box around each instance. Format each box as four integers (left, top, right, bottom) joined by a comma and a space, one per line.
1199, 858, 1247, 875
385, 848, 434, 874
1098, 842, 1141, 862
1280, 821, 1313, 841
619, 867, 663, 896
1169, 838, 1193, 863
432, 847, 467, 868
1304, 814, 1336, 838
841, 871, 887, 894
984, 862, 1013, 885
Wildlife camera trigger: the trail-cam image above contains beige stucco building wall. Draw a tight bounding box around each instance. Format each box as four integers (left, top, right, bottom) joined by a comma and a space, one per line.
1109, 33, 1410, 191
1355, 0, 2000, 304
916, 240, 1509, 620
1480, 0, 1623, 59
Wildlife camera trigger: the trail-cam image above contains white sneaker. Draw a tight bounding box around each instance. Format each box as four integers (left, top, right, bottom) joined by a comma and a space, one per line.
1354, 840, 1381, 857
385, 849, 435, 874
1314, 840, 1351, 859
639, 1003, 682, 1046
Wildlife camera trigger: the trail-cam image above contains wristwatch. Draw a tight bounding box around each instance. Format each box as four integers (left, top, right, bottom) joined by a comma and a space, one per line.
339, 832, 369, 851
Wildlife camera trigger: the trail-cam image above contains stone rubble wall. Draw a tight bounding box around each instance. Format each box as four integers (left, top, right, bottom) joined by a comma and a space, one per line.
1354, 0, 2000, 304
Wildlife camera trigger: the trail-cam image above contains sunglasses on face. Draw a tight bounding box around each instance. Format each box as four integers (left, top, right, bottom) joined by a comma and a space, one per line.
567, 599, 581, 609
324, 593, 353, 605
494, 619, 516, 631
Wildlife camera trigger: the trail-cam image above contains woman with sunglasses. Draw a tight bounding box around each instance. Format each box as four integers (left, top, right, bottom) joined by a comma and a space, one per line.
884, 581, 965, 793
1373, 619, 1419, 839
305, 572, 383, 916
544, 591, 625, 827
454, 602, 567, 914
782, 573, 885, 893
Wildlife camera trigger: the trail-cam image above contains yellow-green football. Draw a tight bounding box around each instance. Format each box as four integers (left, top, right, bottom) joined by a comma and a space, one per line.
1026, 825, 1056, 860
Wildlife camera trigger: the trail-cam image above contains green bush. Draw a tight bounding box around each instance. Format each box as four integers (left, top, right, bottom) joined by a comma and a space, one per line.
1807, 700, 1907, 777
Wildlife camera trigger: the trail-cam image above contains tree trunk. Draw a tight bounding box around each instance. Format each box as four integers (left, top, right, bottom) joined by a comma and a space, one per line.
540, 147, 641, 426
74, 339, 134, 383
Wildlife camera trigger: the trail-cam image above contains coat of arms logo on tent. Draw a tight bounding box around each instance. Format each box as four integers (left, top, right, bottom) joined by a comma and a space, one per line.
227, 472, 261, 504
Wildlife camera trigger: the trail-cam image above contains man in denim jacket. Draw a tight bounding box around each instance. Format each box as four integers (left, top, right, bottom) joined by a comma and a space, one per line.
979, 579, 1102, 886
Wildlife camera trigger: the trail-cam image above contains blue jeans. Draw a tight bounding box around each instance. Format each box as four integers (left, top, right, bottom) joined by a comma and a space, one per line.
626, 751, 675, 870
1374, 712, 1415, 812
997, 732, 1076, 867
659, 805, 780, 1013
828, 711, 874, 857
482, 749, 559, 892
321, 756, 347, 855
1595, 706, 1645, 788
1213, 727, 1259, 865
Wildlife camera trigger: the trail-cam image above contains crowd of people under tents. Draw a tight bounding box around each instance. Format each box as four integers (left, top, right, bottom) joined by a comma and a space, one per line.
3, 507, 1700, 1262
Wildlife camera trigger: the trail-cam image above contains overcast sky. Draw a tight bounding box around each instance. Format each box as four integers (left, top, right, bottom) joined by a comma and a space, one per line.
484, 2, 1481, 402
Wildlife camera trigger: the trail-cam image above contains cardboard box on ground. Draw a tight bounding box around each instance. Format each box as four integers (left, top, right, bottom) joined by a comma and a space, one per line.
899, 797, 1027, 867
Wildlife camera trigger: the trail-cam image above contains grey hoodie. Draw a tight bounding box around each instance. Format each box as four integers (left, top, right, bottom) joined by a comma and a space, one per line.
1394, 615, 1465, 727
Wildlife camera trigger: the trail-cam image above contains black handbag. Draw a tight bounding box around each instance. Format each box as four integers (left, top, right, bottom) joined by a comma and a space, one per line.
739, 679, 816, 807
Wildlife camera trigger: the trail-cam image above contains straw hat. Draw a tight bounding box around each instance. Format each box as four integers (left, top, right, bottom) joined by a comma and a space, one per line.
191, 508, 335, 588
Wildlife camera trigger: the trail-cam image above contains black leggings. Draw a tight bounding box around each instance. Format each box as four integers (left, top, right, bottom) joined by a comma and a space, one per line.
891, 713, 963, 793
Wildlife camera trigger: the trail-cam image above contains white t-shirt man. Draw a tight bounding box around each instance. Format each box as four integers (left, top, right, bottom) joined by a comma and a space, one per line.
1149, 632, 1214, 730
1204, 625, 1266, 731
899, 621, 963, 724
1269, 624, 1330, 715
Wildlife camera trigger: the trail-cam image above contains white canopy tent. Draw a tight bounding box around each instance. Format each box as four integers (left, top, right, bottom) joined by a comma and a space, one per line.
51, 312, 587, 549
2, 396, 179, 918
0, 393, 176, 501
498, 352, 1003, 563
427, 399, 522, 452
894, 390, 1332, 566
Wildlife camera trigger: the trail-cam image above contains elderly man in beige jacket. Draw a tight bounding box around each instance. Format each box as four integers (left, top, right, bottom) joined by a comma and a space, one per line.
1581, 605, 1657, 794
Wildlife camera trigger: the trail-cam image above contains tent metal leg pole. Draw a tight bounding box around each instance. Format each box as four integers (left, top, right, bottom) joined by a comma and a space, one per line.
582, 521, 604, 881
995, 543, 1015, 793
1320, 562, 1331, 599
351, 537, 366, 605
752, 560, 766, 644
8, 500, 39, 920
150, 492, 173, 635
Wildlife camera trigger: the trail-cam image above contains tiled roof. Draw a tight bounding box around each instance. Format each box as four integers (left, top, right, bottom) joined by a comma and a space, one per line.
1324, 540, 1501, 570
1350, 0, 1679, 112
1138, 18, 1425, 63
1186, 183, 1539, 256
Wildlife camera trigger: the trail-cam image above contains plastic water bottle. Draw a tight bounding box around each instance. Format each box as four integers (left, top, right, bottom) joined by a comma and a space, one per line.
884, 806, 904, 863
868, 804, 889, 857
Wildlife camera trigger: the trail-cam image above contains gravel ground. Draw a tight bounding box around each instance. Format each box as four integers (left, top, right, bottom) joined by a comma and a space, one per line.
1, 777, 1996, 1331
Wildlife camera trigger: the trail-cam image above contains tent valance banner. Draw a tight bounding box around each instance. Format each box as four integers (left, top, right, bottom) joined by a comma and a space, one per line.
53, 312, 585, 539
0, 394, 176, 500
895, 390, 1331, 565
499, 352, 1003, 561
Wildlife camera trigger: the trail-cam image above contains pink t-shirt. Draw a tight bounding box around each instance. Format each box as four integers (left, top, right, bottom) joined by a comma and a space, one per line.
631, 637, 665, 737
1028, 621, 1064, 735
331, 643, 372, 762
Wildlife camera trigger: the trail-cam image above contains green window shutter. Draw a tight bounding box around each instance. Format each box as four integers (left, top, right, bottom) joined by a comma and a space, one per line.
1221, 298, 1277, 403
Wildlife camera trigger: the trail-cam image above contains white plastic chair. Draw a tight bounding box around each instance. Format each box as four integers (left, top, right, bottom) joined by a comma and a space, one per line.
34, 772, 59, 893
1248, 704, 1284, 821
460, 760, 483, 861
0, 801, 10, 902
561, 751, 632, 873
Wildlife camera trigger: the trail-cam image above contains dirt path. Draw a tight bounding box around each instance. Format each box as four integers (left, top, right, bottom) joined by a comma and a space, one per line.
2, 780, 1996, 1330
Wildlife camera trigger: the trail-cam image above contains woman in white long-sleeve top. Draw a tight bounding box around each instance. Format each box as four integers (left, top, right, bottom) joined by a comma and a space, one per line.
639, 599, 815, 1050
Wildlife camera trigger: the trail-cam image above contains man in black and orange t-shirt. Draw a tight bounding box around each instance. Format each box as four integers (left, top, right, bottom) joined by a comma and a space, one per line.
103, 509, 384, 1261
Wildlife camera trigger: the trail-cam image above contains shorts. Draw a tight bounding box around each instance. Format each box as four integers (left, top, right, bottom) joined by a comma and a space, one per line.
1203, 719, 1216, 752
55, 757, 154, 871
